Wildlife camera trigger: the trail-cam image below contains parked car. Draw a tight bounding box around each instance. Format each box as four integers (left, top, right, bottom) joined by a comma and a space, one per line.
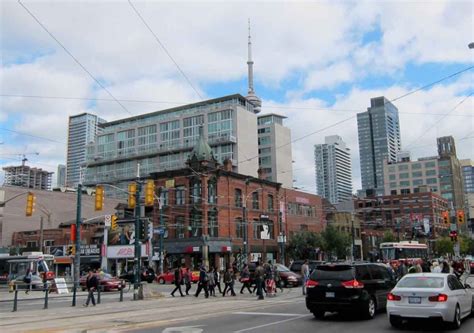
119, 268, 155, 283
305, 262, 397, 320
387, 273, 473, 329
80, 273, 125, 291
156, 268, 199, 284
274, 263, 302, 287
289, 260, 324, 275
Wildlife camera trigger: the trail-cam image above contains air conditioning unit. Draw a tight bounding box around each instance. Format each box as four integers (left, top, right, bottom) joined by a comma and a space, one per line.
178, 233, 184, 239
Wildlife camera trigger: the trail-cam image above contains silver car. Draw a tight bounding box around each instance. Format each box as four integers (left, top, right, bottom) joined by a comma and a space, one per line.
387, 273, 473, 329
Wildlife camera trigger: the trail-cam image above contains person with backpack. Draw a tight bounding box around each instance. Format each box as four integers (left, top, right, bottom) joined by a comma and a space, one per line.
255, 260, 265, 300
83, 269, 99, 307
194, 265, 209, 298
239, 264, 252, 294
23, 268, 32, 294
171, 267, 184, 297
183, 266, 192, 295
214, 268, 222, 294
222, 266, 236, 296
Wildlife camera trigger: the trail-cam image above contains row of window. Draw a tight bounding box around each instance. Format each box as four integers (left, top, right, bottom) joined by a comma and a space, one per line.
388, 169, 437, 180
387, 161, 437, 173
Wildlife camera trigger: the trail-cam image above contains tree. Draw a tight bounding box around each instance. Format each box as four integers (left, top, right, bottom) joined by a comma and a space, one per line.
382, 230, 396, 243
460, 235, 474, 255
435, 237, 454, 256
286, 231, 324, 260
321, 225, 351, 260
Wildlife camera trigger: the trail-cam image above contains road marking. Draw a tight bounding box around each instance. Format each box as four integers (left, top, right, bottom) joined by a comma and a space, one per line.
162, 325, 205, 333
233, 314, 312, 332
233, 312, 303, 317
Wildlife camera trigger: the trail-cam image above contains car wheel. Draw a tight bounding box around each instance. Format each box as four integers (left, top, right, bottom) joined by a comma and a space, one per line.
389, 315, 403, 328
312, 310, 325, 319
450, 304, 461, 329
362, 297, 376, 320
158, 278, 165, 284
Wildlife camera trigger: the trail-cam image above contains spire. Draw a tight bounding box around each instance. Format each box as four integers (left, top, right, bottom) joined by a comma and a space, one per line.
245, 19, 261, 114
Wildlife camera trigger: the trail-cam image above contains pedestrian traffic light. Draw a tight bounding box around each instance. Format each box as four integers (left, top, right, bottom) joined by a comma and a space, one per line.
450, 230, 458, 242
457, 210, 465, 224
25, 192, 35, 217
111, 215, 118, 231
95, 185, 104, 211
145, 179, 155, 207
128, 182, 136, 209
66, 245, 76, 256
442, 211, 449, 225
139, 219, 148, 241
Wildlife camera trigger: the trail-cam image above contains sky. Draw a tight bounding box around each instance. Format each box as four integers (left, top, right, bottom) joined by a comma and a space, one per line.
1, 0, 473, 194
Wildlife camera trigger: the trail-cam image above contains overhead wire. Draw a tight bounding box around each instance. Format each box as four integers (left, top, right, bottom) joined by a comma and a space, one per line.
17, 0, 133, 116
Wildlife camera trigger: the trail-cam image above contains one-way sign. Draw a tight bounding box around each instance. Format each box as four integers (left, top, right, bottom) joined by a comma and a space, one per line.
154, 227, 165, 235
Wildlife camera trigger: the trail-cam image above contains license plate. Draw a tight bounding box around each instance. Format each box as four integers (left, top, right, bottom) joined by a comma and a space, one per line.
326, 292, 335, 298
408, 297, 421, 304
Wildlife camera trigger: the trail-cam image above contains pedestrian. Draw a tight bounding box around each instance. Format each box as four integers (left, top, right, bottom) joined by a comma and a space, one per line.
184, 266, 192, 295
222, 267, 236, 296
273, 265, 283, 293
255, 260, 265, 300
208, 267, 216, 297
397, 260, 407, 279
441, 261, 450, 273
239, 264, 252, 294
431, 261, 441, 273
214, 268, 222, 294
83, 269, 98, 307
301, 259, 309, 295
171, 267, 184, 297
194, 265, 209, 298
23, 267, 32, 294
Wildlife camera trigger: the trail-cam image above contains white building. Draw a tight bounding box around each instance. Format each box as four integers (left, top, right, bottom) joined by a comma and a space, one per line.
314, 135, 353, 204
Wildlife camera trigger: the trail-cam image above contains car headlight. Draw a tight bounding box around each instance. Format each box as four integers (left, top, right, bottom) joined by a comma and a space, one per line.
287, 276, 296, 280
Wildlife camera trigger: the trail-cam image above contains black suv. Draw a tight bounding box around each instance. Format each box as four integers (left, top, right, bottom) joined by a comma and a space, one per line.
305, 263, 396, 320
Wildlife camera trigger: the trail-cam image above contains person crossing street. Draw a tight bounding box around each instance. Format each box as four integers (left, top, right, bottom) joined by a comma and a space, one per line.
171, 266, 184, 297
194, 265, 209, 298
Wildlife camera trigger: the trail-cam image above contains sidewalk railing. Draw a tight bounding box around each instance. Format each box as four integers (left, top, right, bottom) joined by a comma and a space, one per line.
6, 280, 128, 312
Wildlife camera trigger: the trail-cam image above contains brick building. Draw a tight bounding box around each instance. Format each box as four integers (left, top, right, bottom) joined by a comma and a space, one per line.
150, 131, 325, 270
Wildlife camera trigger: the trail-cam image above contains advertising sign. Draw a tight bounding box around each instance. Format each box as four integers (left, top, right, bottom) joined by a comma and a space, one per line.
108, 222, 135, 246
107, 244, 149, 259
80, 244, 100, 256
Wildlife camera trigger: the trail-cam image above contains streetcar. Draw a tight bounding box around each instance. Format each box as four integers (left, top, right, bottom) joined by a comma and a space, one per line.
380, 241, 428, 265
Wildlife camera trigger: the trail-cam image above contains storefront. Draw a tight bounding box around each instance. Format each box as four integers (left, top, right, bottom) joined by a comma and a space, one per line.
105, 244, 149, 276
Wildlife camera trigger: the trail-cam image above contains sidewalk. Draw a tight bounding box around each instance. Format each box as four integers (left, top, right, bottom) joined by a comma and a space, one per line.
0, 286, 301, 333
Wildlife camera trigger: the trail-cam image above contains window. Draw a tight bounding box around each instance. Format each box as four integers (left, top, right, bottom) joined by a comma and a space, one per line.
208, 110, 232, 139
235, 218, 244, 238
398, 165, 408, 171
426, 178, 437, 184
26, 241, 37, 248
159, 189, 169, 206
234, 189, 242, 207
176, 216, 185, 238
412, 171, 423, 178
183, 115, 204, 146
190, 179, 201, 204
258, 136, 271, 145
390, 182, 397, 188
413, 179, 423, 186
137, 124, 157, 148
267, 194, 274, 211
389, 174, 396, 180
401, 189, 411, 195
399, 181, 410, 187
208, 178, 217, 204
388, 166, 396, 173
412, 163, 422, 170
426, 169, 436, 176
44, 240, 54, 247
117, 129, 135, 152
390, 190, 397, 195
259, 147, 271, 154
160, 120, 180, 147
252, 192, 259, 209
189, 210, 202, 237
356, 265, 371, 280
399, 173, 409, 179
175, 186, 185, 205
208, 210, 218, 237
425, 161, 436, 168
259, 156, 271, 165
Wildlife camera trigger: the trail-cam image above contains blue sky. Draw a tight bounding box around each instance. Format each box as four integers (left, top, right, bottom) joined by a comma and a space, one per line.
1, 0, 472, 191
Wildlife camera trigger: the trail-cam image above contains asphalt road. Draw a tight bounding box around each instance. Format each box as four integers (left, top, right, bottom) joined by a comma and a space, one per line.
126, 297, 474, 333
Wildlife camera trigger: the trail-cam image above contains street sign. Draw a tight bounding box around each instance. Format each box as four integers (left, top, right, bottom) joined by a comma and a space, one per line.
154, 227, 165, 235
104, 214, 111, 227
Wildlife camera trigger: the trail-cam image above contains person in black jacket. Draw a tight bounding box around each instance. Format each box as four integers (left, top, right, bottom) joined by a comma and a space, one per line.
84, 270, 99, 307
171, 267, 184, 297
194, 265, 209, 298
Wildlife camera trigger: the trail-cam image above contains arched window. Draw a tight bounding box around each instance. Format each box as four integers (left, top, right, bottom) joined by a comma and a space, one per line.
234, 189, 242, 207
267, 194, 274, 211
189, 209, 202, 238
235, 218, 244, 238
208, 177, 217, 204
208, 208, 218, 237
190, 178, 201, 204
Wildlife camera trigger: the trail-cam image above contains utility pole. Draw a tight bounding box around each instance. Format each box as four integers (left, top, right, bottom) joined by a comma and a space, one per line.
278, 211, 285, 265
350, 213, 355, 262
159, 190, 164, 274
74, 182, 82, 291
243, 203, 248, 264
133, 171, 142, 299
39, 216, 44, 253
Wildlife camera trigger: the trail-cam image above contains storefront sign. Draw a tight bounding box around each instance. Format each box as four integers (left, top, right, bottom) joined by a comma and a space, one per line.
221, 246, 231, 252
295, 197, 309, 204
48, 246, 65, 256
80, 244, 100, 256
107, 244, 148, 259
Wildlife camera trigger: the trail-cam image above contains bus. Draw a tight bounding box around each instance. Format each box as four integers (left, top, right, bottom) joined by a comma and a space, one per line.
1, 252, 55, 282
380, 241, 428, 264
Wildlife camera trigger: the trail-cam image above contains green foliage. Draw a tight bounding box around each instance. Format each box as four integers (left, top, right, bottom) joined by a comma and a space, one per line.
286, 231, 324, 260
460, 235, 474, 255
382, 230, 396, 243
435, 237, 454, 256
321, 225, 351, 259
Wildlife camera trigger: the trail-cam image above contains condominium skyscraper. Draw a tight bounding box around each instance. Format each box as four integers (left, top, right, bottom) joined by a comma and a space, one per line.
460, 159, 474, 193
57, 164, 66, 188
314, 135, 352, 204
257, 114, 293, 187
357, 96, 401, 196
66, 113, 106, 188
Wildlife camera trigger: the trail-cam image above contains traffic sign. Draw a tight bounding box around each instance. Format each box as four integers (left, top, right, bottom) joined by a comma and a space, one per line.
154, 227, 165, 235
104, 214, 111, 227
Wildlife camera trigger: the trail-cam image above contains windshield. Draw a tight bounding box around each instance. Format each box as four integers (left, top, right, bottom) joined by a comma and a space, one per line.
310, 265, 354, 281
397, 276, 444, 288
275, 264, 290, 272
381, 247, 427, 260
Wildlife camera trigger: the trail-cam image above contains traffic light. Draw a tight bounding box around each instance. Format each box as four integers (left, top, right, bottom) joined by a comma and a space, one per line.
145, 179, 155, 207
442, 211, 449, 225
66, 245, 76, 256
139, 219, 148, 241
25, 192, 35, 217
449, 230, 458, 242
111, 215, 118, 231
128, 182, 137, 209
457, 210, 465, 224
95, 185, 104, 211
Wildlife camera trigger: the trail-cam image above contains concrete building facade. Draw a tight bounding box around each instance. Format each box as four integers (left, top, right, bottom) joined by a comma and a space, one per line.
357, 96, 401, 196
57, 164, 66, 188
3, 164, 53, 191
66, 113, 106, 188
257, 114, 293, 188
314, 135, 352, 204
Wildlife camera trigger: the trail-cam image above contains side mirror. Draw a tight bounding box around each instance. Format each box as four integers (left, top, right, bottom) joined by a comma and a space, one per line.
464, 284, 471, 289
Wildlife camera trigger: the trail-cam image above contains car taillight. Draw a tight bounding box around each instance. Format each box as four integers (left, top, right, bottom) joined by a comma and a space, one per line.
387, 293, 401, 301
306, 280, 319, 288
428, 294, 448, 302
45, 271, 55, 280
341, 279, 364, 289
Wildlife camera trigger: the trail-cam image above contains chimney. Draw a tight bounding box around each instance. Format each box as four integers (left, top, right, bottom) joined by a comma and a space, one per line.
223, 158, 233, 172
257, 167, 266, 180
